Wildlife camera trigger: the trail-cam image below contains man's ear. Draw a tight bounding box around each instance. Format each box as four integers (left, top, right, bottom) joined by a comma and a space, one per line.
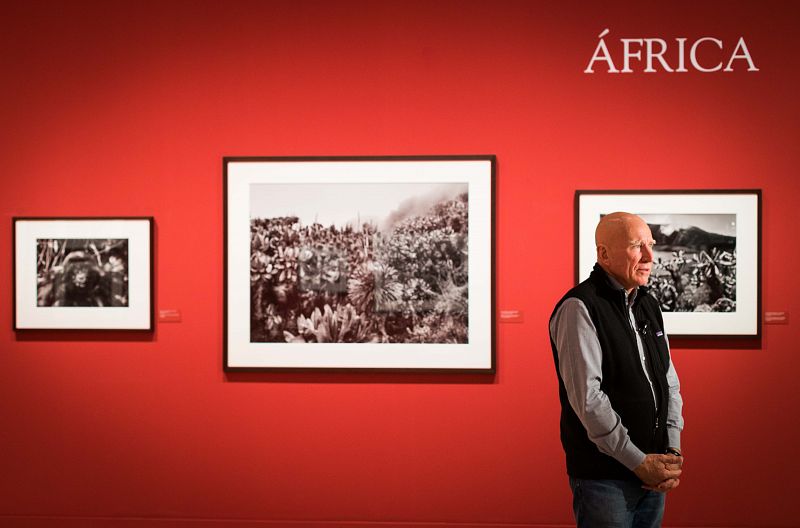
596, 245, 608, 263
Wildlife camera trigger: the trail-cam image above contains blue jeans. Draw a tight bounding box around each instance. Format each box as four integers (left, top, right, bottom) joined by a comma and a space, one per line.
569, 477, 666, 528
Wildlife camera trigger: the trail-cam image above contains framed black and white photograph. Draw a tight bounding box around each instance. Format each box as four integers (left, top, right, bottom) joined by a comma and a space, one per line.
13, 217, 154, 330
224, 156, 495, 371
576, 190, 761, 338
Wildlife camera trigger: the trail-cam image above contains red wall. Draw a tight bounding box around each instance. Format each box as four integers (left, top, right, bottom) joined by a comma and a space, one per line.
2, 1, 798, 526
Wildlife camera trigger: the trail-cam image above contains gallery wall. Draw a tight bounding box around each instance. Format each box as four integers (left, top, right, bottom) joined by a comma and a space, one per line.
1, 1, 797, 527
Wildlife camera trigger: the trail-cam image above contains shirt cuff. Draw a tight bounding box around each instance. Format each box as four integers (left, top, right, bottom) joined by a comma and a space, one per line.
617, 445, 647, 471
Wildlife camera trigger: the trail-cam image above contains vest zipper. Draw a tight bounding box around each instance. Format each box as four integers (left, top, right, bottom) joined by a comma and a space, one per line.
626, 293, 662, 448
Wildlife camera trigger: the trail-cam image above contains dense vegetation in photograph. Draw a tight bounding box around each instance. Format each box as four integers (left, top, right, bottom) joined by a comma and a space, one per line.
37, 239, 129, 307
250, 193, 469, 343
649, 247, 737, 312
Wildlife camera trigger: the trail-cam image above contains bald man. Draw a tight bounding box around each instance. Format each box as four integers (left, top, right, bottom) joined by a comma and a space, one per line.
549, 212, 684, 528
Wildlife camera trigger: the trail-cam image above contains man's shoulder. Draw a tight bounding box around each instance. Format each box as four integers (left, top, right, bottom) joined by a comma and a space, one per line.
550, 277, 600, 321
566, 275, 602, 303
552, 296, 588, 320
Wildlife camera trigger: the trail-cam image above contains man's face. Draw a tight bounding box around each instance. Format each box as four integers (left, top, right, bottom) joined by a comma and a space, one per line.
598, 218, 655, 292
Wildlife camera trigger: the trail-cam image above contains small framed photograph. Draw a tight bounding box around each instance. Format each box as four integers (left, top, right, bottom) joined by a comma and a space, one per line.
576, 190, 761, 338
224, 156, 495, 371
13, 217, 154, 331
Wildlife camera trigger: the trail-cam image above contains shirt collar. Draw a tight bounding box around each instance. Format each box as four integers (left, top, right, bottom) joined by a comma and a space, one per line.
605, 272, 638, 306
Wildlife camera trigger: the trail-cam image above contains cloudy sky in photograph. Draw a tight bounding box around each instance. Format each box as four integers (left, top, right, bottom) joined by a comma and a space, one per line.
638, 213, 736, 237
250, 182, 467, 230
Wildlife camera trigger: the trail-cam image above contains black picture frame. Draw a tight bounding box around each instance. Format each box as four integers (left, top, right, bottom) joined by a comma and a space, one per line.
13, 217, 155, 331
575, 190, 762, 339
224, 156, 496, 371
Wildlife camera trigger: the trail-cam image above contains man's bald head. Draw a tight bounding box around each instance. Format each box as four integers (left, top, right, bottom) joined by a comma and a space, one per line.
595, 212, 649, 248
595, 212, 655, 292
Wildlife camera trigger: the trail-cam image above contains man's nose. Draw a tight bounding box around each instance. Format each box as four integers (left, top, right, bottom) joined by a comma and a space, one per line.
642, 245, 654, 262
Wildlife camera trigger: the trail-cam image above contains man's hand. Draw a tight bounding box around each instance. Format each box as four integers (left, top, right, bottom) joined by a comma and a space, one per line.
643, 477, 680, 492
634, 453, 683, 491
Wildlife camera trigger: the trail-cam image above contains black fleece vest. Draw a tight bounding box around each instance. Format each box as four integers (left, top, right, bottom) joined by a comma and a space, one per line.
550, 264, 671, 480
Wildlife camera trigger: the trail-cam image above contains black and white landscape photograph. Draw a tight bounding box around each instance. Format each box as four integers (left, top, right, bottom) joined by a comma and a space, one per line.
641, 214, 737, 313
36, 238, 130, 307
249, 182, 469, 344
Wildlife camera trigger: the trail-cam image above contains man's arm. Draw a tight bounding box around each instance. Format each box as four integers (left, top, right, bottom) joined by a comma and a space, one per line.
664, 333, 684, 452
550, 298, 646, 471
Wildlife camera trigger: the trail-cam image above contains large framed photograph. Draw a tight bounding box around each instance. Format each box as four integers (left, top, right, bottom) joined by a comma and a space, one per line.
224, 156, 495, 371
576, 190, 761, 338
13, 217, 154, 331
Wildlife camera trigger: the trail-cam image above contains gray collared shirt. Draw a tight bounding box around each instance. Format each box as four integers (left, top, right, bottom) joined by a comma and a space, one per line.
550, 281, 684, 471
